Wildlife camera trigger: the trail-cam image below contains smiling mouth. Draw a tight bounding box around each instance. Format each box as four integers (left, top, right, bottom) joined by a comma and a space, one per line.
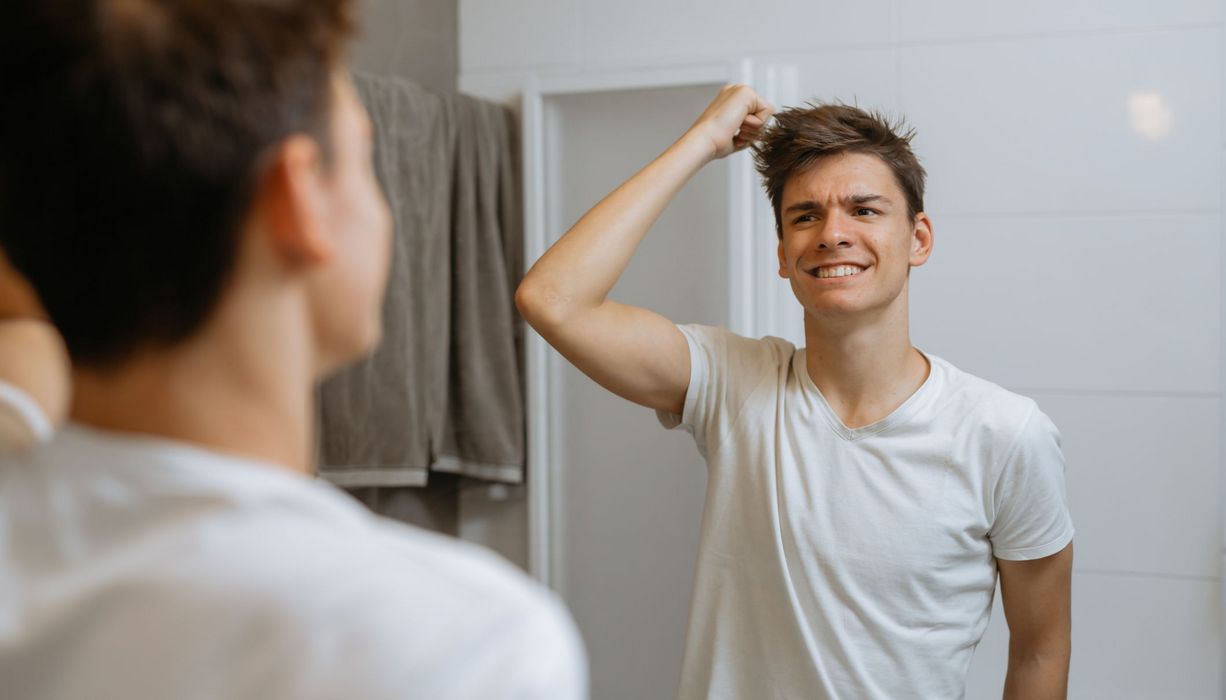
808, 264, 867, 279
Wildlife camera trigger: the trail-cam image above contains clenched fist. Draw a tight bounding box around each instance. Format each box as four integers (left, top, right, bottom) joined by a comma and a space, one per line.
685, 84, 776, 161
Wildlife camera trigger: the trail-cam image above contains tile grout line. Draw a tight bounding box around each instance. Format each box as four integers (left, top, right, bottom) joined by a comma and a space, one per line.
1012, 388, 1220, 399
932, 208, 1220, 221
1074, 567, 1219, 583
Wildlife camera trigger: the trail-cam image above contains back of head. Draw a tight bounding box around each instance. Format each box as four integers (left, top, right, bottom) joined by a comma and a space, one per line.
0, 0, 355, 368
753, 102, 926, 235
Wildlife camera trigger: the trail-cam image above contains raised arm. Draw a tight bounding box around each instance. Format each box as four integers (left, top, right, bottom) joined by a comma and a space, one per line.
515, 85, 773, 414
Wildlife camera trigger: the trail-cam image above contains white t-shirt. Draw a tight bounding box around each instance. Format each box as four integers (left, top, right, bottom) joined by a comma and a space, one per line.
0, 379, 53, 452
658, 325, 1074, 700
0, 424, 587, 700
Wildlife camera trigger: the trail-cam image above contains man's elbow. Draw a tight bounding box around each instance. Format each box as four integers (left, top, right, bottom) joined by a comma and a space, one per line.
515, 278, 572, 332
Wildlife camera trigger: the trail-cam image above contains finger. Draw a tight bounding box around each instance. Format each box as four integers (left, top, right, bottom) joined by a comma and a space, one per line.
752, 99, 776, 123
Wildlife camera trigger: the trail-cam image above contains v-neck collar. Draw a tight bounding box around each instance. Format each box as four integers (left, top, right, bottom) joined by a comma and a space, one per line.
795, 349, 941, 442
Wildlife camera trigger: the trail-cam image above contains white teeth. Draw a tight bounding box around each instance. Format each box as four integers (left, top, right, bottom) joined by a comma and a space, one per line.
815, 265, 863, 279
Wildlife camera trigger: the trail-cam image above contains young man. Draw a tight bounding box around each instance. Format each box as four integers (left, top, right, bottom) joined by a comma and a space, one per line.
0, 2, 585, 698
517, 85, 1074, 698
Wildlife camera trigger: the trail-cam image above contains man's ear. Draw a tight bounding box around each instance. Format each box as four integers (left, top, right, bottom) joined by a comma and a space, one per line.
909, 212, 934, 268
256, 135, 333, 267
777, 237, 789, 279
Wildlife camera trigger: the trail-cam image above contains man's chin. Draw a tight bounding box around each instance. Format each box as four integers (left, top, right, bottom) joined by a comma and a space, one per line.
796, 295, 867, 316
317, 322, 382, 379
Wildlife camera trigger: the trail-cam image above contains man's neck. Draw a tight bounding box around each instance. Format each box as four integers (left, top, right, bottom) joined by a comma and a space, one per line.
70, 321, 316, 475
801, 298, 929, 430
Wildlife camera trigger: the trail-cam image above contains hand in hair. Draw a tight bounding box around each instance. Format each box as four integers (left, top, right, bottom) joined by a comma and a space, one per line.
0, 251, 70, 446
685, 84, 776, 161
0, 250, 48, 321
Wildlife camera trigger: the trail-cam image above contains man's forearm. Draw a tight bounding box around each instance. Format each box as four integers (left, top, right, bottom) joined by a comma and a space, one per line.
1002, 648, 1069, 700
516, 131, 714, 324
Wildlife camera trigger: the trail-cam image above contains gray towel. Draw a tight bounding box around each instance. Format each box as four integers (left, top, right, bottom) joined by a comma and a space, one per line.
433, 93, 524, 482
317, 74, 452, 487
316, 74, 524, 487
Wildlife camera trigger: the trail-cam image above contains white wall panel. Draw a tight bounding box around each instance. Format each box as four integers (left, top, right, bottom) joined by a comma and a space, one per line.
900, 29, 1220, 215
967, 573, 1222, 699
583, 0, 895, 67
910, 214, 1220, 394
898, 0, 1220, 42
459, 0, 583, 70
1035, 393, 1221, 579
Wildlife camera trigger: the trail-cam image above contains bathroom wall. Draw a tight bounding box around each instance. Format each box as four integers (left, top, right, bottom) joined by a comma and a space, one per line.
350, 0, 456, 93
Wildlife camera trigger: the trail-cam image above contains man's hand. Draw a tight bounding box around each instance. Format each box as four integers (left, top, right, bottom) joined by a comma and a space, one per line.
684, 84, 775, 161
0, 249, 70, 434
0, 250, 47, 320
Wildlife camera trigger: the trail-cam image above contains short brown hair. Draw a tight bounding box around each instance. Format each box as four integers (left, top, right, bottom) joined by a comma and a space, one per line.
0, 0, 355, 366
753, 103, 926, 236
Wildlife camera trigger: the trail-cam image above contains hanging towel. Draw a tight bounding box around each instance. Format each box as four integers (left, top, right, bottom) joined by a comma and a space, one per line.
316, 73, 453, 487
432, 93, 524, 482
316, 74, 525, 487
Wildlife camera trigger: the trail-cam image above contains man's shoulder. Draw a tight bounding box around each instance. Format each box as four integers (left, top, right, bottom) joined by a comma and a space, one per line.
167, 487, 568, 630
18, 427, 579, 680
929, 355, 1042, 434
228, 517, 584, 697
14, 513, 583, 700
92, 490, 582, 697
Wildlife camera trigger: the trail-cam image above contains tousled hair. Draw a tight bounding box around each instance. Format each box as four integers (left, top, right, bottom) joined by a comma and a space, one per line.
753, 102, 925, 237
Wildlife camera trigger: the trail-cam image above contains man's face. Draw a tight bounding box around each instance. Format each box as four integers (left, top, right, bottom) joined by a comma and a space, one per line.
307, 72, 393, 372
776, 152, 932, 323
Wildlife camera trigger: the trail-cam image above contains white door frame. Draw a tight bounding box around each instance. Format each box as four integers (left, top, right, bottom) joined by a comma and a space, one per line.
520, 60, 797, 589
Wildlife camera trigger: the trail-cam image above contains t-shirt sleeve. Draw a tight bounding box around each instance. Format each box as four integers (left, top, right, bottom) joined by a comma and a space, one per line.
655, 324, 782, 458
0, 378, 52, 452
988, 404, 1075, 561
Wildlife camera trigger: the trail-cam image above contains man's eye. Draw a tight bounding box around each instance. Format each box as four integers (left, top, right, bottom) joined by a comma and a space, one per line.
794, 214, 816, 224
855, 208, 876, 217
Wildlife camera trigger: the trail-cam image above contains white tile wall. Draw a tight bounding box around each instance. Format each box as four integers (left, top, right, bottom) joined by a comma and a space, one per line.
897, 0, 1221, 42
966, 573, 1223, 698
909, 214, 1220, 394
582, 0, 895, 68
459, 0, 582, 71
900, 28, 1220, 216
1069, 572, 1221, 698
768, 47, 899, 112
458, 1, 1224, 697
1035, 392, 1221, 579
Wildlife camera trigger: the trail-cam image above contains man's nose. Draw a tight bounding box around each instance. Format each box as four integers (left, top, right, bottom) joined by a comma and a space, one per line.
815, 215, 853, 250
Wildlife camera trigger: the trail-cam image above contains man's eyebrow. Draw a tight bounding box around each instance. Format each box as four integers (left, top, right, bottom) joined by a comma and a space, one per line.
845, 193, 891, 206
783, 193, 893, 215
783, 200, 821, 214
